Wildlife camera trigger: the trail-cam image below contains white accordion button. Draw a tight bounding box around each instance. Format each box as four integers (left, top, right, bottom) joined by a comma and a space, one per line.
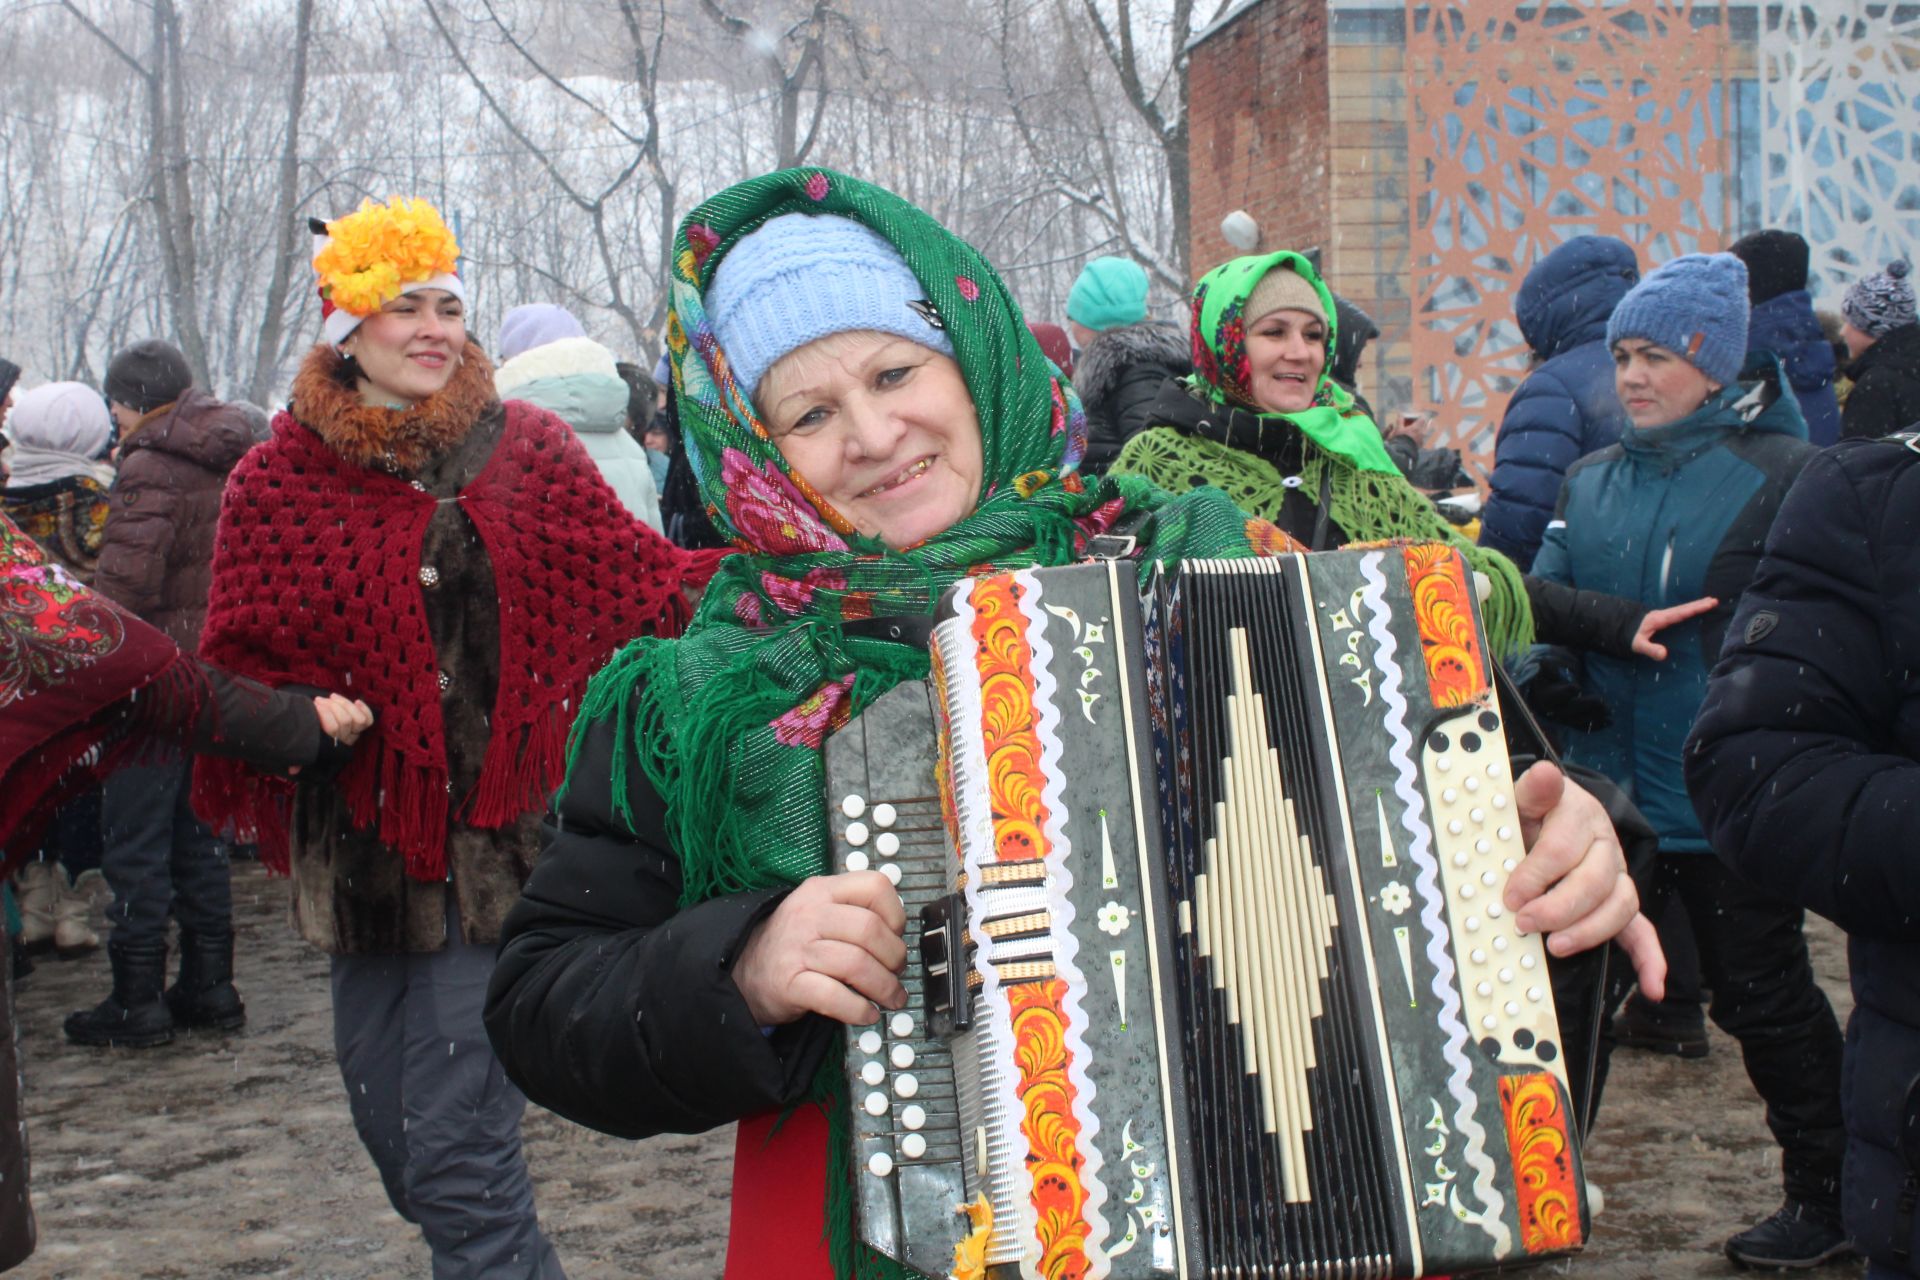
1465, 916, 1481, 933
1476, 981, 1493, 997
845, 822, 870, 846
1469, 807, 1486, 824
1442, 788, 1459, 804
841, 795, 866, 819
1520, 953, 1538, 969
1502, 857, 1517, 872
1492, 793, 1509, 810
1527, 987, 1545, 1003
862, 1061, 885, 1086
873, 803, 898, 828
895, 1073, 919, 1098
863, 1092, 888, 1117
1493, 935, 1510, 953
890, 1012, 914, 1038
1498, 826, 1514, 842
1447, 820, 1465, 836
901, 1133, 928, 1160
1481, 1015, 1498, 1030
890, 1044, 915, 1069
1486, 903, 1503, 919
858, 1030, 883, 1055
1498, 968, 1514, 984
1458, 883, 1475, 901
901, 1104, 927, 1131
1464, 776, 1481, 794
845, 851, 871, 873
868, 1151, 894, 1177
1480, 870, 1498, 887
1475, 838, 1492, 855
1436, 757, 1452, 773
876, 832, 901, 856
1504, 1001, 1521, 1018
1469, 948, 1487, 965
880, 864, 901, 886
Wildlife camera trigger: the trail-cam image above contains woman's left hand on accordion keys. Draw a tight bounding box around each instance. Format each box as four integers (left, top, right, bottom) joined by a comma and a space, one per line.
1506, 760, 1667, 1001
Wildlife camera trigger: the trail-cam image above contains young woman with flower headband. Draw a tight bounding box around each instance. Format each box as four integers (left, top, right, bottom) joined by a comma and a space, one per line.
193, 195, 719, 1278
483, 170, 1666, 1280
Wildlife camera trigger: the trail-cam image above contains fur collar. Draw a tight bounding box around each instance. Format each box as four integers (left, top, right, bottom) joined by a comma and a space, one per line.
1073, 320, 1190, 411
290, 341, 497, 472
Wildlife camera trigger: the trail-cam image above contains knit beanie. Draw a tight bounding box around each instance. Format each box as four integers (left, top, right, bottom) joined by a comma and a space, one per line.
1605, 252, 1750, 386
498, 303, 586, 362
1729, 229, 1809, 305
310, 197, 466, 346
104, 339, 194, 412
1066, 256, 1150, 332
1842, 261, 1916, 338
704, 212, 954, 399
1246, 265, 1327, 327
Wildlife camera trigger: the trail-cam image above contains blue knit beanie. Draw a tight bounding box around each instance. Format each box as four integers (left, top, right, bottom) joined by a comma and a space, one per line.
1066, 256, 1150, 332
1605, 252, 1750, 386
498, 303, 586, 361
704, 212, 953, 399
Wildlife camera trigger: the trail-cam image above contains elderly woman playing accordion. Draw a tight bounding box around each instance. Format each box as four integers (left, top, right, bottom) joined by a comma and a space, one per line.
484, 170, 1663, 1280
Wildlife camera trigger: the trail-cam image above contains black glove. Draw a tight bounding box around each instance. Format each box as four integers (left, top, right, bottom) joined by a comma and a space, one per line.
1522, 668, 1613, 733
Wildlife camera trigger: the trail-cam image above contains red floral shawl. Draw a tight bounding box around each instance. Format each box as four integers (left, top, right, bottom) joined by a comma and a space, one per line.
193, 397, 720, 879
1, 512, 204, 866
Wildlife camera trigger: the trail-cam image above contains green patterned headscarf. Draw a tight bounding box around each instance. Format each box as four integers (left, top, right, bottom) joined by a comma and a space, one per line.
1113, 250, 1533, 655
571, 169, 1284, 904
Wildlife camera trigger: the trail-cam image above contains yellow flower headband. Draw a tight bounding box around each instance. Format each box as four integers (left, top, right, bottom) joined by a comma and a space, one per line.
312, 197, 463, 342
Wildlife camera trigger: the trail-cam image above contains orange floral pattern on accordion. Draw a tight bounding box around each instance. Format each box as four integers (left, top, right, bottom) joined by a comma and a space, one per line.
968, 574, 1096, 1280
1499, 1072, 1584, 1253
1402, 543, 1489, 707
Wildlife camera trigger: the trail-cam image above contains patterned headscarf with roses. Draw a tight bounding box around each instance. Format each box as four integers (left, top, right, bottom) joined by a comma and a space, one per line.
570, 168, 1282, 907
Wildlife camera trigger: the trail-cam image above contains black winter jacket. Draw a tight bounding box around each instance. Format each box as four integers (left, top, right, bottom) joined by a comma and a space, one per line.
1072, 321, 1189, 476
1687, 436, 1920, 1269
484, 699, 834, 1139
1841, 322, 1920, 442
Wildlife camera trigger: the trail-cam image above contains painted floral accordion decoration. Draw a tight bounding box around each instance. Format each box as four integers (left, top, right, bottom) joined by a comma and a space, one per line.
825, 548, 1589, 1280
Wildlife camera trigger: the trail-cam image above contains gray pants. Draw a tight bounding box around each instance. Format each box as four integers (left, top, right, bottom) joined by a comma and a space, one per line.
330, 904, 564, 1280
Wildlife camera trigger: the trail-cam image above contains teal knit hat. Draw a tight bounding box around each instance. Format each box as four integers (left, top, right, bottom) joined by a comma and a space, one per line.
1067, 256, 1150, 331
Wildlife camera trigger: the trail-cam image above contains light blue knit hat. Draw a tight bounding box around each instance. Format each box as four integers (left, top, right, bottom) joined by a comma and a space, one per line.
704, 212, 953, 398
1605, 252, 1750, 386
1066, 256, 1150, 332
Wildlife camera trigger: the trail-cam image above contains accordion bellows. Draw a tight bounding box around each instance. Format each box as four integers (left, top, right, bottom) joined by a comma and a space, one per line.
825, 549, 1588, 1280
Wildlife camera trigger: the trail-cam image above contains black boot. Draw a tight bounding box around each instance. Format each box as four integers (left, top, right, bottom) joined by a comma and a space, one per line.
166, 927, 245, 1032
64, 939, 174, 1048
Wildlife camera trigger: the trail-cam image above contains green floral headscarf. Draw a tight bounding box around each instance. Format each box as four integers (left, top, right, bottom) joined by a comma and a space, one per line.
571, 168, 1289, 905
1112, 250, 1533, 655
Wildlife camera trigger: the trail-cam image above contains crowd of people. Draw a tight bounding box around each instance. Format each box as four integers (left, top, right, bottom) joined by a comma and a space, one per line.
0, 172, 1916, 1280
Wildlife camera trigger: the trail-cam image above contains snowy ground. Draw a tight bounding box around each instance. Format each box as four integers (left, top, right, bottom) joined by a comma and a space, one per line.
7, 860, 1866, 1278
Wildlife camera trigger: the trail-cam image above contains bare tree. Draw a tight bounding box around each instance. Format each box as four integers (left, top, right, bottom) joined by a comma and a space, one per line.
59, 0, 212, 381
246, 0, 316, 405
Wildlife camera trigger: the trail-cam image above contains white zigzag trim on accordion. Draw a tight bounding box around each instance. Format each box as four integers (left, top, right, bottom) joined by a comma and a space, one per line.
1015, 570, 1114, 1276
1358, 553, 1511, 1258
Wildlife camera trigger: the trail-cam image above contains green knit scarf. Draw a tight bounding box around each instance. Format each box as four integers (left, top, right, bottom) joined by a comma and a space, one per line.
1111, 250, 1533, 656
565, 169, 1285, 1280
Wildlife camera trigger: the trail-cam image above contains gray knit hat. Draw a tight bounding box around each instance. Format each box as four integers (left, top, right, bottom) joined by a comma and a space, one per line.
1605, 252, 1750, 386
1842, 260, 1916, 339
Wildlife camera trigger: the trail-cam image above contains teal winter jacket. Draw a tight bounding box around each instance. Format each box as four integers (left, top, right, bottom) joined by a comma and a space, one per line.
1531, 354, 1814, 850
494, 337, 664, 532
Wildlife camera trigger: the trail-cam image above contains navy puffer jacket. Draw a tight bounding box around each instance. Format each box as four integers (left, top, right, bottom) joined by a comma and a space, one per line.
1747, 289, 1841, 447
1481, 236, 1638, 570
1688, 437, 1920, 1271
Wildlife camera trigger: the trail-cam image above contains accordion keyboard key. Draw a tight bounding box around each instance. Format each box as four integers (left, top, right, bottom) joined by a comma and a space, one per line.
1421, 710, 1571, 1090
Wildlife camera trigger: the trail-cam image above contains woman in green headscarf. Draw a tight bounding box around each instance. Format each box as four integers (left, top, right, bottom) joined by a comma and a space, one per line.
1114, 251, 1713, 664
483, 173, 1663, 1280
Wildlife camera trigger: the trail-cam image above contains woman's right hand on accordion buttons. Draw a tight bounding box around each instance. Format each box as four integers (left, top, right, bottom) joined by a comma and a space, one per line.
732, 871, 909, 1027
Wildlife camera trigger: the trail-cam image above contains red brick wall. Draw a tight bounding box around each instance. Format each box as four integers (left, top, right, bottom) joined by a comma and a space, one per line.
1186, 1, 1333, 283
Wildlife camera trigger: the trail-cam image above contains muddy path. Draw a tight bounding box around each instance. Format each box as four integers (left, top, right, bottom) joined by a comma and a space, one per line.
6, 861, 1865, 1278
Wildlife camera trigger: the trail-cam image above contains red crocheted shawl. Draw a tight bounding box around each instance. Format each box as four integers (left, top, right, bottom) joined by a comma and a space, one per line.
193, 399, 720, 879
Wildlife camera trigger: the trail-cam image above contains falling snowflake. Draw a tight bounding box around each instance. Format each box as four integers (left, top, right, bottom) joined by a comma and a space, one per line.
1096, 901, 1132, 936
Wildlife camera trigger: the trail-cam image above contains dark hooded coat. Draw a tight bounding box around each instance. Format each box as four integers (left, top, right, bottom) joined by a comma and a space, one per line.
1481, 237, 1639, 570
1071, 320, 1189, 476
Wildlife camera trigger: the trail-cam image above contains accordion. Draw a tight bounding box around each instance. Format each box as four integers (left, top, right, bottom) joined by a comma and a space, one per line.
824, 548, 1589, 1280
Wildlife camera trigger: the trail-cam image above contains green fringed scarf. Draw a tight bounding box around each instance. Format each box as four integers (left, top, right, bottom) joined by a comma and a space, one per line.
1111, 250, 1533, 657
565, 169, 1291, 1280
